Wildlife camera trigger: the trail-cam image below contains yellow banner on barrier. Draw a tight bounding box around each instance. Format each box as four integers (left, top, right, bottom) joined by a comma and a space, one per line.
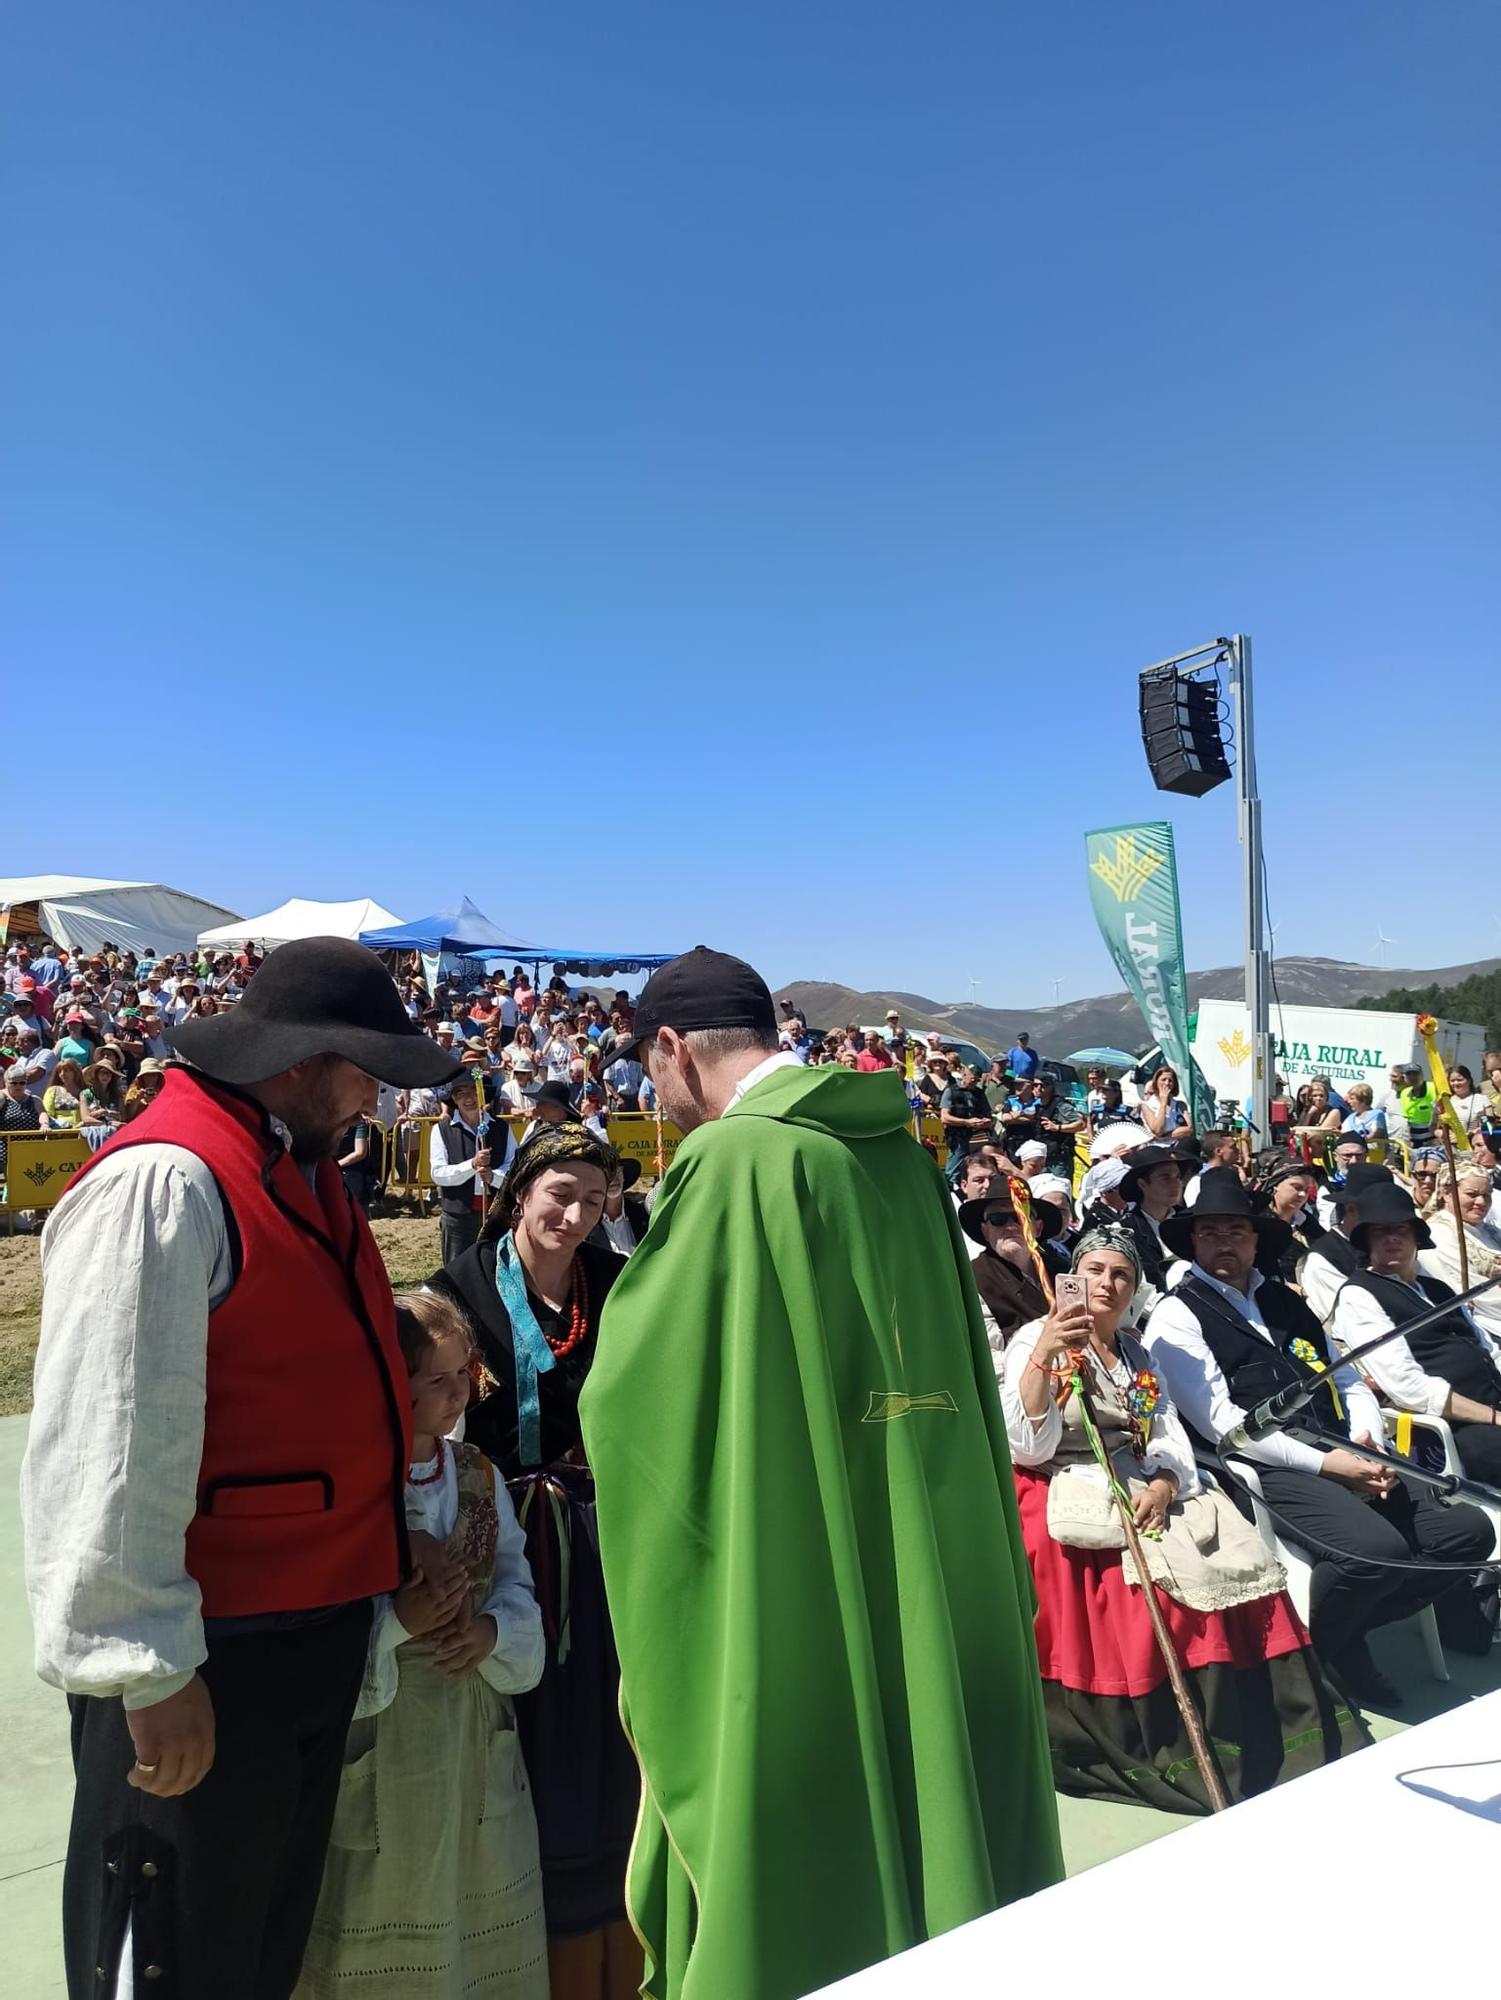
3, 1131, 91, 1210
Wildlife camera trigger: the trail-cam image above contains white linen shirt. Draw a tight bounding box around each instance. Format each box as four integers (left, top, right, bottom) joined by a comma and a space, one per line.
21, 1144, 239, 1710
1001, 1316, 1200, 1497
1145, 1262, 1386, 1475
1331, 1272, 1501, 1417
1300, 1235, 1354, 1325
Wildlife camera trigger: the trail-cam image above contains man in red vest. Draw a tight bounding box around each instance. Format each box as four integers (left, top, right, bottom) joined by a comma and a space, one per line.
21, 937, 460, 1999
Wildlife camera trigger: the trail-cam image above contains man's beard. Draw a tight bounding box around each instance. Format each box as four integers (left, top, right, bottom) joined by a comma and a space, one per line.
283, 1062, 349, 1163
288, 1124, 342, 1165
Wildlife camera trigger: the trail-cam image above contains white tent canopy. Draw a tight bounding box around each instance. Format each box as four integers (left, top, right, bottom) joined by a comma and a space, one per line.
196, 896, 401, 952
0, 875, 240, 960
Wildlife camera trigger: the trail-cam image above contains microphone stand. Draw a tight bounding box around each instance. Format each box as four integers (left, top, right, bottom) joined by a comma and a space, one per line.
1221, 1273, 1501, 1449
1278, 1425, 1501, 1508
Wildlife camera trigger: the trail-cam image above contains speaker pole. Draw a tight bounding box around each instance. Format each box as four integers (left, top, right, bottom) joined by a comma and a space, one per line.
1227, 633, 1272, 1143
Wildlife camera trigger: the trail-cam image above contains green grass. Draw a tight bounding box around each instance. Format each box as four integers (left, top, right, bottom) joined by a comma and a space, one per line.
0, 1311, 40, 1417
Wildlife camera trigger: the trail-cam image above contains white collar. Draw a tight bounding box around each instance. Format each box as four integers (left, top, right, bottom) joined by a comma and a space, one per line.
1187, 1260, 1265, 1312
729, 1050, 805, 1108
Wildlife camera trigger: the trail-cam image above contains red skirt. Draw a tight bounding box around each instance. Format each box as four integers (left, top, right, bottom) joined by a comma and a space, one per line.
1015, 1468, 1310, 1699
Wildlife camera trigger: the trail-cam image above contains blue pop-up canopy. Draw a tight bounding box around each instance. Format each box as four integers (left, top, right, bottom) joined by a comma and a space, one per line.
359, 898, 678, 979
358, 897, 534, 956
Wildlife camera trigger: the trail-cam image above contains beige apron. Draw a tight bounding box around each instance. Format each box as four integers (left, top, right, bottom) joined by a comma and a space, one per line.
297, 1446, 548, 1998
1045, 1341, 1286, 1615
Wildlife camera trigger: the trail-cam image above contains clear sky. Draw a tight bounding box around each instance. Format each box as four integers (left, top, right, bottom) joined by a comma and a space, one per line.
3, 4, 1497, 1002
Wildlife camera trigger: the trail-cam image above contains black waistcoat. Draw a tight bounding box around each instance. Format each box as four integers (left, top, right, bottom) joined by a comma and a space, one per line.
1173, 1271, 1342, 1438
1340, 1269, 1501, 1410
433, 1115, 482, 1219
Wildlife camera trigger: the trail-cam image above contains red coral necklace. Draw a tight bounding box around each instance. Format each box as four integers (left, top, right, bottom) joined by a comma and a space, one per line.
409, 1437, 446, 1487
544, 1256, 590, 1361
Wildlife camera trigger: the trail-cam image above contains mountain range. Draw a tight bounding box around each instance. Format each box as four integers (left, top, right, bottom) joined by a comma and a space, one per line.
774, 955, 1501, 1060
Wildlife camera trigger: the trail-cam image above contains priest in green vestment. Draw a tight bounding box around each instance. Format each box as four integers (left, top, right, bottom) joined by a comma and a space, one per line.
580, 949, 1061, 2000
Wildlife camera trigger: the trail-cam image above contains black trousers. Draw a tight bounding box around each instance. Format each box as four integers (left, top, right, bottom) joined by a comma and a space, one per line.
64, 1600, 370, 2000
440, 1208, 482, 1268
1252, 1465, 1492, 1663
1451, 1417, 1501, 1487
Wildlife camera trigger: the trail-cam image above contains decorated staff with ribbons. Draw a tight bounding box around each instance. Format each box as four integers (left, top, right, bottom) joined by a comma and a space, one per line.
20, 937, 460, 2000
1000, 1220, 1363, 1812
425, 1125, 643, 2000
1146, 1170, 1495, 1709
580, 947, 1061, 2000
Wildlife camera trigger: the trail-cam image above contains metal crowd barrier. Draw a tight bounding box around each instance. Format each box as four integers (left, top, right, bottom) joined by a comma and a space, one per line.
374, 1110, 695, 1202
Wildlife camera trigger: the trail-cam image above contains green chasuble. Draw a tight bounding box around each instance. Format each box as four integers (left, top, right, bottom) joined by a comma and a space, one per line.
580, 1064, 1061, 2000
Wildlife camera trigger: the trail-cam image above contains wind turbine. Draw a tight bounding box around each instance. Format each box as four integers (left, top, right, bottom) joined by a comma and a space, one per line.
1376, 926, 1397, 970
1051, 978, 1062, 1008
967, 975, 982, 1008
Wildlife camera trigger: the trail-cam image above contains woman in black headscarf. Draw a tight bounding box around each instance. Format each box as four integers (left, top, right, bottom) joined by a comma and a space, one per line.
427, 1125, 643, 2000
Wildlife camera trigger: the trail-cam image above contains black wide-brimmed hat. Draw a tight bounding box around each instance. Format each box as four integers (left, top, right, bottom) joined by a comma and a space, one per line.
1120, 1140, 1186, 1205
958, 1191, 1063, 1249
1327, 1162, 1393, 1213
521, 1078, 582, 1120
167, 936, 461, 1089
1350, 1179, 1433, 1254
1161, 1166, 1291, 1270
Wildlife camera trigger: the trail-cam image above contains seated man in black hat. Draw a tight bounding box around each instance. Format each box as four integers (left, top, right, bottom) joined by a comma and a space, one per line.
1301, 1163, 1392, 1322
1331, 1179, 1501, 1488
1146, 1169, 1494, 1704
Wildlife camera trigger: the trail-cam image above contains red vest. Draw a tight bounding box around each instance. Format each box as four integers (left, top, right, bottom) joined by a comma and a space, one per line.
67, 1069, 412, 1617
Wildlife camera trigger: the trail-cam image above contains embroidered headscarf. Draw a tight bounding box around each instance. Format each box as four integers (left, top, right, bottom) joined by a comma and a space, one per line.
1071, 1220, 1143, 1283
482, 1121, 619, 1242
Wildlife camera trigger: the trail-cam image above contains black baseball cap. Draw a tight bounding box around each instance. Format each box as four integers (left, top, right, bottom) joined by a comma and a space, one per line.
612, 946, 777, 1062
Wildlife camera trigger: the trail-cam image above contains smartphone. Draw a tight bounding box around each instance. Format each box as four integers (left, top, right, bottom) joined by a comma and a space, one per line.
1055, 1274, 1086, 1314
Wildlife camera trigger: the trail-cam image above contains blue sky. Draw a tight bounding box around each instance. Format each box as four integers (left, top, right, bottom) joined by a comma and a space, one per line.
3, 4, 1497, 1003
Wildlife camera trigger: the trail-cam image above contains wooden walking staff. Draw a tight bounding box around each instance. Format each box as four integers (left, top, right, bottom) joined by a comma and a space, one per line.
1008, 1177, 1231, 1814
1440, 1124, 1470, 1291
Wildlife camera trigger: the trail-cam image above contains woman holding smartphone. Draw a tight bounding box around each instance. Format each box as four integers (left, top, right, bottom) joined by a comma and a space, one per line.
1000, 1224, 1362, 1813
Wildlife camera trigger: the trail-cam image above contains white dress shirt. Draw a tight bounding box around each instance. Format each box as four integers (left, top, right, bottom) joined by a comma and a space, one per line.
1146, 1262, 1386, 1475
427, 1115, 511, 1192
358, 1444, 543, 1718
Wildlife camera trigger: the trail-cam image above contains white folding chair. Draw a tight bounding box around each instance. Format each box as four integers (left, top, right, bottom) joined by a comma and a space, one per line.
1220, 1454, 1449, 1683
1384, 1408, 1501, 1564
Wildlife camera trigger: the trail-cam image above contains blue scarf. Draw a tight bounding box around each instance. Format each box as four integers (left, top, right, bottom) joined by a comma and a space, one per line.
493, 1231, 557, 1468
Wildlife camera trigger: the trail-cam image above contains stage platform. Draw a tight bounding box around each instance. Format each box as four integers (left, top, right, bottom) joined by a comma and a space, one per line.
3, 1414, 1497, 1997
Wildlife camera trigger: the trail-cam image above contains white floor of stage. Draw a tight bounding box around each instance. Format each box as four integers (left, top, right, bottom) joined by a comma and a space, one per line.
807, 1688, 1501, 1995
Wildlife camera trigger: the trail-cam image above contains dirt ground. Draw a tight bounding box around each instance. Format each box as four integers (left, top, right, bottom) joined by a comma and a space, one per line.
0, 1206, 443, 1419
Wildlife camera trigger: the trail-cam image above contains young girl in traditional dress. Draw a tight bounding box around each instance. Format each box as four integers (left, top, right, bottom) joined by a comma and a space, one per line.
297, 1291, 549, 1999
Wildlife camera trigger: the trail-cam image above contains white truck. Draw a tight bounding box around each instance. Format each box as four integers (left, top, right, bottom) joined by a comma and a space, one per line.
1190, 997, 1486, 1109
